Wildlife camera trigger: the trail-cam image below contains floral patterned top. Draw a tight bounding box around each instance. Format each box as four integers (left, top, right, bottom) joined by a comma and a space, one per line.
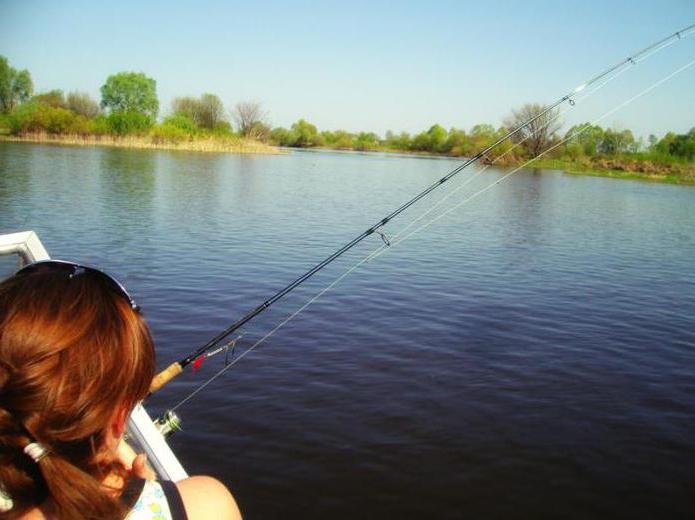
126, 480, 179, 520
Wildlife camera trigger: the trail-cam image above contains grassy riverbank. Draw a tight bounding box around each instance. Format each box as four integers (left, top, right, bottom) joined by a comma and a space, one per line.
0, 132, 280, 154
307, 144, 695, 185
528, 157, 695, 185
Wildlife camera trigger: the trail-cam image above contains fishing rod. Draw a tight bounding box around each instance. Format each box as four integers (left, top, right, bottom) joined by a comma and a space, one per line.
149, 23, 695, 394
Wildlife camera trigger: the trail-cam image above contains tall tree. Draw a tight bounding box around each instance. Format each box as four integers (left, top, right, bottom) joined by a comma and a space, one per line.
290, 119, 318, 147
33, 89, 67, 108
602, 128, 636, 154
504, 103, 560, 157
198, 93, 224, 129
0, 55, 33, 112
11, 69, 33, 107
565, 123, 604, 156
171, 96, 201, 123
67, 91, 100, 118
171, 93, 225, 129
100, 72, 158, 121
232, 101, 266, 136
664, 128, 695, 159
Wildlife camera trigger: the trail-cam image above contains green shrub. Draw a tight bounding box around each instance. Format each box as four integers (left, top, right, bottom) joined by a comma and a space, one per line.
334, 133, 353, 149
150, 123, 190, 144
88, 114, 111, 135
32, 89, 67, 108
8, 102, 37, 133
107, 110, 152, 135
270, 127, 298, 147
0, 112, 9, 133
67, 91, 99, 118
290, 119, 318, 147
212, 121, 234, 137
353, 132, 379, 151
162, 114, 197, 133
564, 142, 585, 161
8, 103, 88, 135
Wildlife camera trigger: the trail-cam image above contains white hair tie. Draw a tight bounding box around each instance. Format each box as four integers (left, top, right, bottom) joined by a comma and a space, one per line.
24, 442, 49, 463
0, 488, 13, 513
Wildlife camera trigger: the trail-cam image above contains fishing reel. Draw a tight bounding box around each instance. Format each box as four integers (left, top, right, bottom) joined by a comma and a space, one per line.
154, 410, 182, 438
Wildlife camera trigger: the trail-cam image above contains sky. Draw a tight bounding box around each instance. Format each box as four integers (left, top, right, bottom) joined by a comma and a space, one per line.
2, 0, 694, 138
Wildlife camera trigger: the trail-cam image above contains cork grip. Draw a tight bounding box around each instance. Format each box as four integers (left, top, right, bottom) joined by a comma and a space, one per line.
149, 362, 183, 394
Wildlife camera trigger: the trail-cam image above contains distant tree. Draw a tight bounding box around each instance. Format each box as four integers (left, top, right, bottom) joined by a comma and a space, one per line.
667, 128, 695, 160
321, 130, 338, 145
470, 124, 496, 138
353, 131, 379, 151
565, 123, 604, 156
602, 128, 636, 155
317, 129, 353, 149
100, 72, 158, 122
290, 118, 318, 147
171, 96, 201, 123
385, 131, 411, 150
647, 134, 658, 150
67, 91, 99, 118
232, 101, 266, 136
333, 130, 354, 149
172, 93, 226, 129
7, 102, 91, 135
246, 121, 271, 141
197, 93, 225, 129
427, 124, 448, 152
11, 70, 33, 107
445, 128, 466, 150
504, 103, 560, 157
212, 121, 234, 135
0, 56, 33, 112
411, 130, 431, 151
162, 113, 198, 133
106, 110, 152, 135
33, 89, 67, 108
310, 131, 326, 147
270, 127, 297, 146
655, 132, 677, 155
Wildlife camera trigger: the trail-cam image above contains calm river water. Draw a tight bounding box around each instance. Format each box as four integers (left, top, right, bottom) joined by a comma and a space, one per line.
1, 142, 694, 519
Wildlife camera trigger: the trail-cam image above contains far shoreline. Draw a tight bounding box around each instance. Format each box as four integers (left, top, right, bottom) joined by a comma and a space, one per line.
3, 134, 693, 185
302, 146, 695, 186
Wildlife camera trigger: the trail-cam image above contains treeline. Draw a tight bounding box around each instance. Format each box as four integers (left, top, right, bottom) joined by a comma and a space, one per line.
0, 56, 257, 144
562, 124, 695, 161
270, 118, 695, 163
1, 55, 693, 166
270, 120, 516, 157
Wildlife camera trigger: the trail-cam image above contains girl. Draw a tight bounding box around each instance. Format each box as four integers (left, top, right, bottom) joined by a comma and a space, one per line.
0, 260, 241, 519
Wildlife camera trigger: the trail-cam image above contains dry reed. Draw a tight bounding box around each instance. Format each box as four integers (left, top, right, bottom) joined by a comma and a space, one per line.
0, 132, 282, 155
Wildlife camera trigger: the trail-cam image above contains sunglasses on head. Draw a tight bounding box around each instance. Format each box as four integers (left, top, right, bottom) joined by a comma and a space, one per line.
16, 260, 140, 312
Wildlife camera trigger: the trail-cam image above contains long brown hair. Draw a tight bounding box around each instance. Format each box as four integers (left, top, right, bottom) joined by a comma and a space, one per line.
0, 263, 156, 519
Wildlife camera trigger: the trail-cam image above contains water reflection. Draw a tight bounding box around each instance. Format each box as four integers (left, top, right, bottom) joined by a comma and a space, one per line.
1, 143, 695, 519
0, 143, 33, 230
98, 147, 156, 211
93, 147, 157, 259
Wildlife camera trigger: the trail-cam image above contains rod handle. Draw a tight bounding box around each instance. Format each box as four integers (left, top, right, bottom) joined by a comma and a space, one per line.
150, 362, 184, 394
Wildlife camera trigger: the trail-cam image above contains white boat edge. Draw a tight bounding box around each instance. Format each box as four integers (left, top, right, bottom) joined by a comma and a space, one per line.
0, 230, 188, 482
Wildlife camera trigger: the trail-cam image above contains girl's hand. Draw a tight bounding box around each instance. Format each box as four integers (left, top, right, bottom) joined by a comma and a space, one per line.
117, 439, 156, 480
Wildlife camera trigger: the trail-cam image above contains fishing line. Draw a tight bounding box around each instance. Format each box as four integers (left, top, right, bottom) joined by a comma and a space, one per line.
364, 33, 688, 264
169, 53, 695, 412
375, 56, 695, 255
152, 24, 695, 395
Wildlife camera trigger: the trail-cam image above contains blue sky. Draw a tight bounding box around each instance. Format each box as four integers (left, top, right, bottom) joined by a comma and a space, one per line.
2, 0, 694, 138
